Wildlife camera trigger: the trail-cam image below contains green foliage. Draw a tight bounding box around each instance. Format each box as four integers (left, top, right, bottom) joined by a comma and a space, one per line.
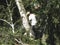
0, 0, 60, 45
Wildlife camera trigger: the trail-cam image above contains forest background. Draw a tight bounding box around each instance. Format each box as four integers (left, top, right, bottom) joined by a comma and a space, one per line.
0, 0, 60, 45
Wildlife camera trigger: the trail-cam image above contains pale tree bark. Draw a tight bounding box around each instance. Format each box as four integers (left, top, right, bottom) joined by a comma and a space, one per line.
15, 0, 34, 37
0, 0, 15, 33
6, 0, 15, 33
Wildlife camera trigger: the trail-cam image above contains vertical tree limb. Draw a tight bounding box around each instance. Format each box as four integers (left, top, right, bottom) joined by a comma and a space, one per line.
6, 0, 15, 33
15, 0, 33, 37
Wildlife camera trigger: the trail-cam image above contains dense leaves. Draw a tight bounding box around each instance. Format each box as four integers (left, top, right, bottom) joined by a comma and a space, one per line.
0, 0, 60, 45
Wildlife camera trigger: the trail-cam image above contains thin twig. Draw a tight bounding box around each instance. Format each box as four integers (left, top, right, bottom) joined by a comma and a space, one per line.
0, 19, 15, 33
6, 0, 10, 7
0, 19, 11, 26
15, 38, 29, 45
15, 38, 24, 45
14, 19, 20, 25
11, 6, 16, 13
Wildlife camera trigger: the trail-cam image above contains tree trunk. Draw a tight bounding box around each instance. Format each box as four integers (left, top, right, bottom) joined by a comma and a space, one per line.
15, 0, 33, 37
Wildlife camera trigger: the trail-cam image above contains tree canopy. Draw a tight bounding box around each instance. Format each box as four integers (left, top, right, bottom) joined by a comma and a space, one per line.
0, 0, 60, 45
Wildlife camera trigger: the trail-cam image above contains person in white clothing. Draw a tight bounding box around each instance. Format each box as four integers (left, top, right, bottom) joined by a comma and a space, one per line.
26, 11, 37, 26
26, 12, 37, 37
29, 13, 37, 26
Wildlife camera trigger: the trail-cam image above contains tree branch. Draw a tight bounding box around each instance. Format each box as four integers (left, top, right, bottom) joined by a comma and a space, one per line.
0, 19, 15, 33
6, 0, 15, 33
15, 38, 29, 45
0, 19, 11, 26
15, 38, 24, 45
14, 19, 20, 25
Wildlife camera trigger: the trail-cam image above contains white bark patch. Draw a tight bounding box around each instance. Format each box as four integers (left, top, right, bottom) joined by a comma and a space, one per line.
15, 0, 35, 38
15, 0, 30, 31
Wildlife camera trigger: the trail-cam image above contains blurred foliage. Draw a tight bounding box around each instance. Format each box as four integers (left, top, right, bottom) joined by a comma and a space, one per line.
0, 0, 60, 45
